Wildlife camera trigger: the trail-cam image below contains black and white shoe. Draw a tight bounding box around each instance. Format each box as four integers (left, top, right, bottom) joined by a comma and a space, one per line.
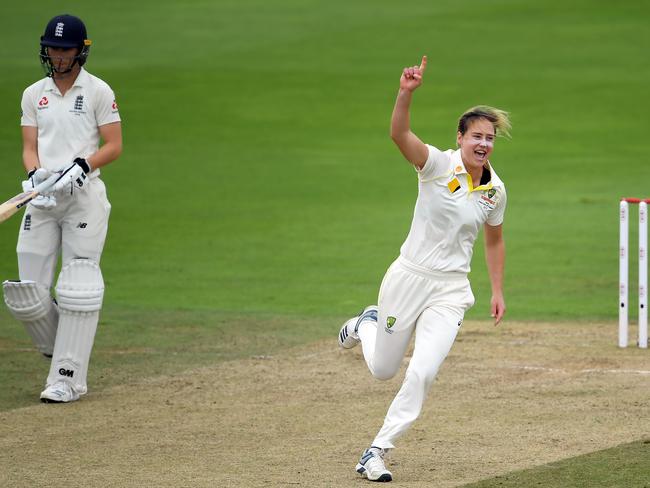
338, 305, 378, 349
356, 446, 392, 482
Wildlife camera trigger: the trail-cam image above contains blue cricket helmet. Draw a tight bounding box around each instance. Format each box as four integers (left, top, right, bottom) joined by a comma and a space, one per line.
40, 14, 92, 76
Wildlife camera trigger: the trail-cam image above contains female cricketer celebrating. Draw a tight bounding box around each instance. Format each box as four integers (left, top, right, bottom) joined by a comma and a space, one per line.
338, 56, 510, 482
2, 14, 122, 403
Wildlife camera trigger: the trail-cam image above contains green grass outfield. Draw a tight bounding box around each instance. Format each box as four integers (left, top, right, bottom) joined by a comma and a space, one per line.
464, 439, 650, 488
1, 0, 649, 485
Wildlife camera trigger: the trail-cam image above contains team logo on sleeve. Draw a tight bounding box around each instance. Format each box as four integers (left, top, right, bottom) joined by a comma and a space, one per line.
111, 100, 119, 113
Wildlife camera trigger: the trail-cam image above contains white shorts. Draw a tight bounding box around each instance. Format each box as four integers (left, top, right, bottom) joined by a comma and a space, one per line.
16, 177, 111, 287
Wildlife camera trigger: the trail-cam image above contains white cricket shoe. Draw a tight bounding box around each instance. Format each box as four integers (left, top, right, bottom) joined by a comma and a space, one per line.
338, 305, 378, 349
40, 381, 80, 403
356, 446, 393, 482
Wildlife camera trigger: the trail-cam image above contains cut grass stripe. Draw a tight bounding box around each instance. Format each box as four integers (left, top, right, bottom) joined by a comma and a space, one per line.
462, 439, 650, 488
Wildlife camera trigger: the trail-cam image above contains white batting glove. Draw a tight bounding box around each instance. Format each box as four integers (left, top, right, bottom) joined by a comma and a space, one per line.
52, 158, 91, 194
24, 168, 52, 188
21, 168, 57, 209
30, 193, 57, 209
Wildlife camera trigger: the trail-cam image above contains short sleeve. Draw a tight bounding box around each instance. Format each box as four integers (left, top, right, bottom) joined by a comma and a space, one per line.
416, 144, 450, 181
95, 82, 121, 126
486, 186, 507, 226
20, 88, 37, 127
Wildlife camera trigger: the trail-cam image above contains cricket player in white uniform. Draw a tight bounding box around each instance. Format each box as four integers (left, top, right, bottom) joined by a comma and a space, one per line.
2, 14, 122, 403
338, 56, 510, 482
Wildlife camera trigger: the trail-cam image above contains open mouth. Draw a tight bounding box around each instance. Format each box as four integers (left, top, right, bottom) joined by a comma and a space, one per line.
474, 150, 487, 160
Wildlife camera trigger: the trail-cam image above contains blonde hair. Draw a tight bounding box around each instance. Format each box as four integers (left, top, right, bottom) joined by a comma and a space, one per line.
457, 105, 511, 139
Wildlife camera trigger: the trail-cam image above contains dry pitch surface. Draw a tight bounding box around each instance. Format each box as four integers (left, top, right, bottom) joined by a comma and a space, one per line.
1, 320, 648, 487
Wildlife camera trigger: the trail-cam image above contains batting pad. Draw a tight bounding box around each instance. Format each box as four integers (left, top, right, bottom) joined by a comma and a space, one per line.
47, 259, 104, 394
3, 280, 59, 356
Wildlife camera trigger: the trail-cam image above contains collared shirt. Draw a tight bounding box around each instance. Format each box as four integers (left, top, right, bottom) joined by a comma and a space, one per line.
20, 68, 120, 176
399, 145, 507, 273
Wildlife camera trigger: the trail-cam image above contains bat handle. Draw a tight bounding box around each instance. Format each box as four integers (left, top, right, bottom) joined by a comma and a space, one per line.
33, 172, 62, 194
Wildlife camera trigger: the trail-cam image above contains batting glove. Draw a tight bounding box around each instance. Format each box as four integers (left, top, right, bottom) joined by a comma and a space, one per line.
26, 167, 51, 187
52, 158, 92, 194
21, 168, 57, 210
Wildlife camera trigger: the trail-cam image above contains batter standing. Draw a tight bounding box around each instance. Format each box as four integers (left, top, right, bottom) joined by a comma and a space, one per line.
2, 14, 122, 403
338, 56, 510, 482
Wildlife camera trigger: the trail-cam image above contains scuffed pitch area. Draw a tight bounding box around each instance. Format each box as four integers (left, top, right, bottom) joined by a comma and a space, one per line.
1, 320, 648, 487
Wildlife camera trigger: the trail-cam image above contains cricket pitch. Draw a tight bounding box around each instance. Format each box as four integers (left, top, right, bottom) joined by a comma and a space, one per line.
1, 320, 648, 487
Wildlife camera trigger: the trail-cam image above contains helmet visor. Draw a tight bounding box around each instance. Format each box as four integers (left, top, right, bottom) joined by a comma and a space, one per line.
40, 37, 82, 49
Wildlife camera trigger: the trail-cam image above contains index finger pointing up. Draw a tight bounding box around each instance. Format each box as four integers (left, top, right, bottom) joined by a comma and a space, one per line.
419, 55, 427, 72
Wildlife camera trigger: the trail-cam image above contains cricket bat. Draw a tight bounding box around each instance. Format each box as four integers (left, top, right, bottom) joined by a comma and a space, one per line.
0, 173, 61, 224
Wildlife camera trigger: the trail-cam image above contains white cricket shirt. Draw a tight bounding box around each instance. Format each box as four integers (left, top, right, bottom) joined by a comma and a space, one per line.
20, 68, 120, 176
399, 145, 507, 274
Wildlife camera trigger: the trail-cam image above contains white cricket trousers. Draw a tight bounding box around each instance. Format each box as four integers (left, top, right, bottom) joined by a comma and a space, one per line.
358, 256, 475, 449
16, 177, 111, 285
15, 178, 110, 394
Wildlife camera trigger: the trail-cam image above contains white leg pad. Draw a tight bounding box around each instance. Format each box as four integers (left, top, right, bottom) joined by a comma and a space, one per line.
47, 259, 104, 394
3, 280, 59, 356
